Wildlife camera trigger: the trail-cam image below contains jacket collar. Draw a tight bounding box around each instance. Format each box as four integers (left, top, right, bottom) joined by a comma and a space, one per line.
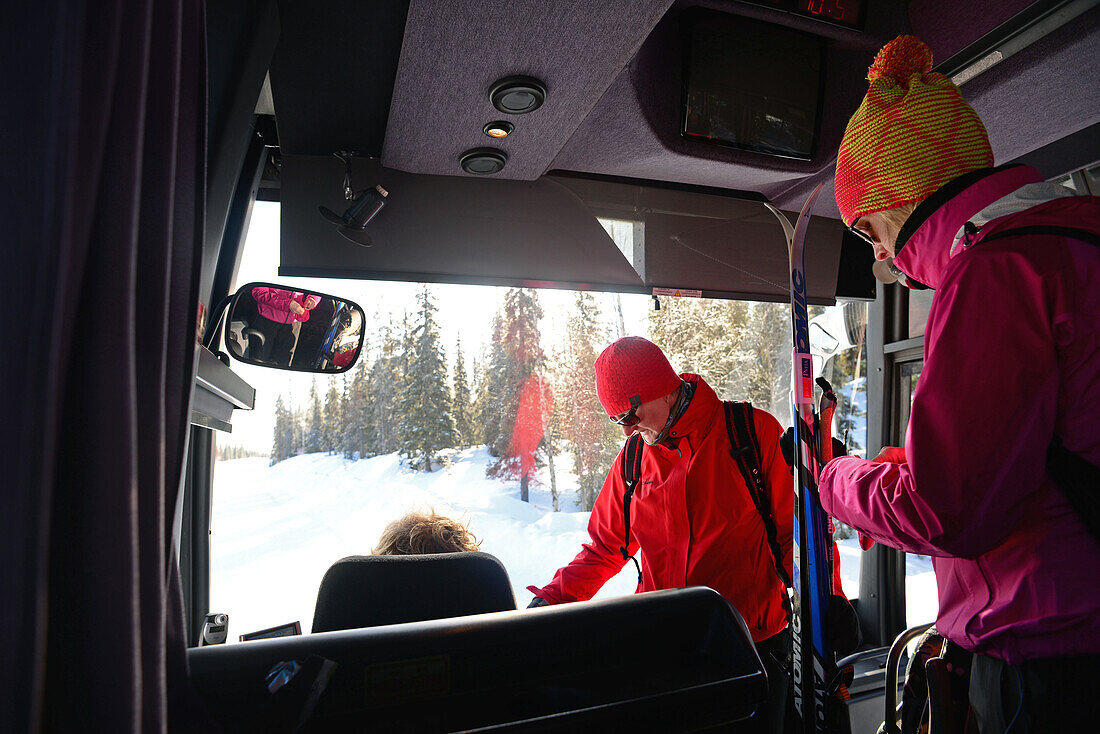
892, 165, 1044, 290
662, 373, 720, 447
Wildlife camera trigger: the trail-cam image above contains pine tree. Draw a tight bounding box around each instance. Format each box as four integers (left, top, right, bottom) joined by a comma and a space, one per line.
558, 292, 621, 511
342, 360, 370, 459
452, 337, 474, 447
647, 295, 748, 400
397, 287, 458, 471
480, 315, 507, 456
728, 302, 790, 419
470, 354, 491, 447
303, 380, 324, 453
270, 395, 295, 465
485, 289, 547, 502
542, 358, 565, 512
291, 406, 305, 455
322, 383, 343, 454
367, 322, 404, 455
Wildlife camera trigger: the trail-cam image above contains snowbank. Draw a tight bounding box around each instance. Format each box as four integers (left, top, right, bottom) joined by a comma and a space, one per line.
209, 449, 936, 641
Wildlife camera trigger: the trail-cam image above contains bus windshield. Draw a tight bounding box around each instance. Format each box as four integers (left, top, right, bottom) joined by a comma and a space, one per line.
210, 202, 881, 638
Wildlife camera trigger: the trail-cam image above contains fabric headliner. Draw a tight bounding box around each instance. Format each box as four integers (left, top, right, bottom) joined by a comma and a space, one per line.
382, 0, 676, 180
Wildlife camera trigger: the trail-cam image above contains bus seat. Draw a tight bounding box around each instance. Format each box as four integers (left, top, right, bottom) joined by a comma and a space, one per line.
190, 587, 768, 732
311, 551, 516, 632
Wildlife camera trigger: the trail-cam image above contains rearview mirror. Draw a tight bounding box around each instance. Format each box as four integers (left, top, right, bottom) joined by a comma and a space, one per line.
224, 282, 364, 373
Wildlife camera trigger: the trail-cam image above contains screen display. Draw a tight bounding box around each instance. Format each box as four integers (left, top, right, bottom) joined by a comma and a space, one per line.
794, 0, 863, 30
682, 12, 825, 160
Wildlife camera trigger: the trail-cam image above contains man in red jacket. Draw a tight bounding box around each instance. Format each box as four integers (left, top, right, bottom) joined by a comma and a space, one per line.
527, 336, 845, 732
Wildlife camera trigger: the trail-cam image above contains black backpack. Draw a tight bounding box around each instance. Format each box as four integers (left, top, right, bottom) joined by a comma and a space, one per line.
978, 224, 1100, 543
617, 401, 789, 603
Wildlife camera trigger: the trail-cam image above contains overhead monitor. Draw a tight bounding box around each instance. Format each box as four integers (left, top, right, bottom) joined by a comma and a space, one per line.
681, 10, 826, 160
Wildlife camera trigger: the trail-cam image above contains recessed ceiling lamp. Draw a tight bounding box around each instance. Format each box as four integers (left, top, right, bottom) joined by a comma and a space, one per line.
460, 148, 507, 175
489, 76, 546, 114
483, 120, 514, 138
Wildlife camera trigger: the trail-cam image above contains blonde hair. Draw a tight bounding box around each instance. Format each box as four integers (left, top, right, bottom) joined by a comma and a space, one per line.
373, 510, 481, 555
879, 200, 921, 237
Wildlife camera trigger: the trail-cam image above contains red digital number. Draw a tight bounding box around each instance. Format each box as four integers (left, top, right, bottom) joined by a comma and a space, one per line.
801, 0, 855, 23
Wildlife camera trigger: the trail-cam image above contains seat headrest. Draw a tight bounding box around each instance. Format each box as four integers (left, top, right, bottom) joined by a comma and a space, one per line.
312, 551, 516, 632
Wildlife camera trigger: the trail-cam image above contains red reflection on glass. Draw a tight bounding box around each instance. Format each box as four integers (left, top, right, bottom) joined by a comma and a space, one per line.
508, 374, 554, 483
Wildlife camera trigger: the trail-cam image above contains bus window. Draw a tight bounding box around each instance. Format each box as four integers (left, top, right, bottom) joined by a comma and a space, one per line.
894, 359, 938, 626
908, 289, 934, 339
816, 302, 869, 601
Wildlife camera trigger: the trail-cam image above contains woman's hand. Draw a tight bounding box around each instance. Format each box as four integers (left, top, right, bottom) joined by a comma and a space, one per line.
288, 301, 306, 315
871, 446, 907, 464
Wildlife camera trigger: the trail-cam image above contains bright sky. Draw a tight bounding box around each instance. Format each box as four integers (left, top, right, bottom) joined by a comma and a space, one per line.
221, 202, 653, 453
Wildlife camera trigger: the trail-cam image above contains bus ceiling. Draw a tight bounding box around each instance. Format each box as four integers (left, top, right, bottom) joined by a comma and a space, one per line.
254, 0, 1097, 297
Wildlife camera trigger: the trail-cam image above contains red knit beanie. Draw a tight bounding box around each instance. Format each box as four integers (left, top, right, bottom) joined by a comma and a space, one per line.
594, 337, 681, 415
834, 35, 994, 226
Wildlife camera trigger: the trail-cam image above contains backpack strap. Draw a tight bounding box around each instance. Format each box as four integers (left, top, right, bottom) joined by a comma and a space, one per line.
974, 224, 1100, 545
1047, 436, 1100, 544
725, 401, 793, 619
619, 433, 644, 587
977, 224, 1100, 248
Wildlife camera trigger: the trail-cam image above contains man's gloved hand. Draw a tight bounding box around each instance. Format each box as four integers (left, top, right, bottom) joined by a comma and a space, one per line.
780, 427, 849, 469
830, 437, 848, 458
780, 427, 795, 471
527, 596, 550, 608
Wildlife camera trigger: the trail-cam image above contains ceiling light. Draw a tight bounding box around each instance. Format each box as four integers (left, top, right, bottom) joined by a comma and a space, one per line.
489, 76, 546, 114
483, 121, 514, 138
459, 148, 507, 175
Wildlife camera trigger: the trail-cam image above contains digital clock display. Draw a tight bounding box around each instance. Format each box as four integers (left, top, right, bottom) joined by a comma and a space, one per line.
794, 0, 863, 29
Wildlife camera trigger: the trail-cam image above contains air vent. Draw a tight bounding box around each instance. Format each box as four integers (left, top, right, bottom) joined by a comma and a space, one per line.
460, 148, 507, 175
488, 76, 546, 114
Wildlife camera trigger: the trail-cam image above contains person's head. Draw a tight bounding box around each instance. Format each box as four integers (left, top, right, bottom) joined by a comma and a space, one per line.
594, 337, 682, 445
835, 35, 994, 261
373, 510, 480, 555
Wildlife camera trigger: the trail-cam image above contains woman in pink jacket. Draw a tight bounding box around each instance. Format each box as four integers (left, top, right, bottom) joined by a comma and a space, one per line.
820, 36, 1099, 732
250, 287, 320, 365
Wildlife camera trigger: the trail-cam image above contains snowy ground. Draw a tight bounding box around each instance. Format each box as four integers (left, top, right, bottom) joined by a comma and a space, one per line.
209, 448, 936, 642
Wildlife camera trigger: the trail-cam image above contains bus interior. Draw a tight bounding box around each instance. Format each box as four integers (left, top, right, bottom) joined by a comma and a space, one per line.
7, 0, 1099, 732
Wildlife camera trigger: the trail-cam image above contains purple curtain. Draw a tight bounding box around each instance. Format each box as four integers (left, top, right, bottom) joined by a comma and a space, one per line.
2, 1, 208, 731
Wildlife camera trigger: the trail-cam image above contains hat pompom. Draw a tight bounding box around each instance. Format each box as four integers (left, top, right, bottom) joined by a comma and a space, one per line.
867, 35, 934, 85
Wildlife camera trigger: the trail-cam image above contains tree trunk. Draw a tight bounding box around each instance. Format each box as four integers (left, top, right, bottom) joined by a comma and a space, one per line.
614, 293, 627, 338
520, 472, 529, 503
546, 434, 559, 512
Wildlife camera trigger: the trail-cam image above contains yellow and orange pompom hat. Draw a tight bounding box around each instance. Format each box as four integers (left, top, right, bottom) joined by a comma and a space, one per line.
834, 35, 994, 226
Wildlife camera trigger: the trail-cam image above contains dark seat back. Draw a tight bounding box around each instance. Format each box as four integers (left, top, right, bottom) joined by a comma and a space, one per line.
311, 551, 516, 632
190, 587, 768, 733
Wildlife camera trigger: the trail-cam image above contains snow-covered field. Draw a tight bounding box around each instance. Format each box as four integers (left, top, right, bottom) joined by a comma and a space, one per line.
210, 448, 936, 642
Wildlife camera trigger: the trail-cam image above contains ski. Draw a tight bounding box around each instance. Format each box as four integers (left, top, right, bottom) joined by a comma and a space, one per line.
787, 183, 842, 733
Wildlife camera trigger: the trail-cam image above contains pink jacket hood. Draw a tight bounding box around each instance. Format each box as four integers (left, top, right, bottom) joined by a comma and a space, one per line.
891, 165, 1071, 289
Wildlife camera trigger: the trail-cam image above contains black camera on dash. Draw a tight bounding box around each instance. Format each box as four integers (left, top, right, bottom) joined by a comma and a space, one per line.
201, 612, 229, 646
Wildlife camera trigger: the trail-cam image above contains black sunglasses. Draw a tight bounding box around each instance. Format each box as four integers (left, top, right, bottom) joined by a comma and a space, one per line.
609, 407, 641, 427
608, 396, 643, 427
